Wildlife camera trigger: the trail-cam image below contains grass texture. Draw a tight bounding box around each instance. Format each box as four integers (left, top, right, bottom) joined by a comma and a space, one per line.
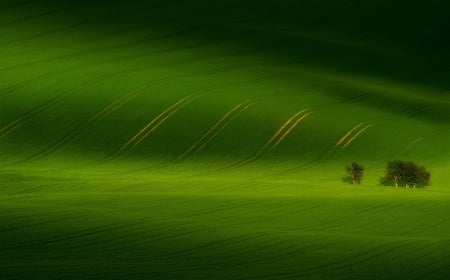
0, 1, 449, 279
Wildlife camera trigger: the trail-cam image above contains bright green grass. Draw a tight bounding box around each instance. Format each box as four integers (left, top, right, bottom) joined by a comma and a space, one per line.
0, 170, 449, 279
1, 0, 449, 279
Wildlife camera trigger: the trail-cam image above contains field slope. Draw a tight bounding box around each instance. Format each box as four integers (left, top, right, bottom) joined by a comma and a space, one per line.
1, 1, 449, 279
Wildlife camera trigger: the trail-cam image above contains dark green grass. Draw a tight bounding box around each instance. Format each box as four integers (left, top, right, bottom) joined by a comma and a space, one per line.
0, 1, 449, 279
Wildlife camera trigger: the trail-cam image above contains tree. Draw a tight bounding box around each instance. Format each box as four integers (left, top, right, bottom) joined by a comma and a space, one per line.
346, 162, 364, 184
381, 160, 430, 188
382, 160, 403, 187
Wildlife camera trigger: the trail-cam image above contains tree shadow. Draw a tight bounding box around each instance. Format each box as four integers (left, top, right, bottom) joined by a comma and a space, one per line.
341, 176, 353, 184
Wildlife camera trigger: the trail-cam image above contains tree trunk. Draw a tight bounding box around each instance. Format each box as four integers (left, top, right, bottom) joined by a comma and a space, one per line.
394, 176, 398, 187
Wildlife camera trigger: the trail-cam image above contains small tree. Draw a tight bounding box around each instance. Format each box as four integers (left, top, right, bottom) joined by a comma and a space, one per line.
381, 160, 430, 188
416, 165, 431, 187
382, 160, 404, 187
346, 162, 364, 184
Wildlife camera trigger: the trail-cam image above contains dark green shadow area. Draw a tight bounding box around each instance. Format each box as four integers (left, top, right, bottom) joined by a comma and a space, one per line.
3, 0, 450, 91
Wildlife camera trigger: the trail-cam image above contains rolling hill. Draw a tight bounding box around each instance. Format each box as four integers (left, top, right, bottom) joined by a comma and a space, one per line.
1, 1, 449, 279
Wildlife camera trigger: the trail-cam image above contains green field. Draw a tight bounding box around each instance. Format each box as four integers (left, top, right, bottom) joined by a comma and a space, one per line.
1, 1, 449, 279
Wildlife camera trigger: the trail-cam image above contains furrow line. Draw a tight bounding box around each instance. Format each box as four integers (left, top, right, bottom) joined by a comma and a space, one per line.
290, 242, 410, 279
13, 90, 142, 164
11, 76, 173, 165
150, 233, 263, 260
177, 100, 252, 161
187, 102, 257, 159
185, 109, 310, 177
342, 124, 372, 148
230, 109, 310, 169
0, 23, 205, 74
0, 0, 34, 10
248, 242, 409, 280
265, 122, 374, 178
0, 71, 126, 139
232, 239, 340, 270
268, 112, 310, 152
335, 122, 365, 146
255, 110, 307, 157
0, 213, 90, 234
130, 99, 192, 150
0, 5, 76, 29
95, 95, 193, 164
0, 220, 150, 251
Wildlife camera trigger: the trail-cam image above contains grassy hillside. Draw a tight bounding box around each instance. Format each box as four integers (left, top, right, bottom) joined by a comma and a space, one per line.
0, 1, 449, 279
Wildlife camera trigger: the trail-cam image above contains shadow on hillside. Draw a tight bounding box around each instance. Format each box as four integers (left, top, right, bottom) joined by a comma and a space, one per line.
5, 0, 450, 93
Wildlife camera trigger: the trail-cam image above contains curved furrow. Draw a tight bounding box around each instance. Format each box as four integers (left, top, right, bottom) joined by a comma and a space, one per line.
0, 23, 203, 74
335, 122, 365, 147
150, 232, 263, 261
307, 202, 404, 232
0, 71, 129, 139
180, 237, 290, 266
0, 219, 152, 251
371, 127, 449, 168
9, 77, 176, 165
0, 71, 57, 98
0, 2, 261, 74
57, 75, 276, 172
268, 112, 311, 152
192, 102, 257, 154
184, 109, 311, 178
225, 109, 311, 169
0, 48, 167, 99
4, 5, 274, 51
190, 93, 372, 178
256, 110, 308, 157
11, 184, 53, 195
112, 182, 154, 192
99, 228, 207, 257
181, 102, 258, 161
311, 122, 367, 164
264, 123, 374, 177
130, 100, 193, 150
376, 103, 427, 123
264, 103, 429, 178
282, 243, 411, 280
2, 6, 150, 47
179, 200, 268, 219
93, 95, 193, 165
242, 202, 332, 226
341, 124, 372, 148
0, 5, 77, 29
230, 239, 341, 270
246, 242, 410, 280
0, 213, 91, 234
0, 0, 35, 10
177, 100, 254, 161
0, 36, 222, 101
396, 137, 424, 156
0, 66, 91, 99
124, 97, 193, 151
55, 215, 210, 248
60, 220, 201, 252
11, 91, 140, 165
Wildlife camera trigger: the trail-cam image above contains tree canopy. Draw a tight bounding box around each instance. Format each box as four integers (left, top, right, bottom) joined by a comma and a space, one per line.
346, 162, 364, 185
381, 160, 430, 188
